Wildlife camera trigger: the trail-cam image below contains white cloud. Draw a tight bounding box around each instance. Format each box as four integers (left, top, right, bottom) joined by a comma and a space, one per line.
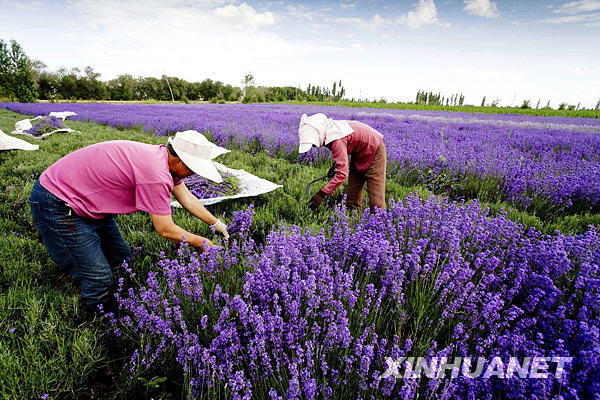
340, 2, 356, 9
463, 0, 499, 18
66, 0, 359, 84
332, 0, 450, 30
286, 4, 321, 20
399, 0, 448, 29
553, 0, 600, 14
546, 0, 600, 25
335, 14, 390, 30
545, 12, 600, 24
212, 3, 275, 28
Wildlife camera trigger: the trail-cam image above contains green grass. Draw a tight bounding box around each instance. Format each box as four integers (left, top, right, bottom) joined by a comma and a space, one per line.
280, 100, 600, 119
0, 107, 598, 399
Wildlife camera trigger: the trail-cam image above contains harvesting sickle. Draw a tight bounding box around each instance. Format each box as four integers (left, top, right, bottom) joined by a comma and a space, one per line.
29, 131, 232, 315
298, 113, 387, 212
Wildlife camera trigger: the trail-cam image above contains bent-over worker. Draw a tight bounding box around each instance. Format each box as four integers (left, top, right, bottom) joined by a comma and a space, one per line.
29, 131, 229, 313
298, 113, 386, 211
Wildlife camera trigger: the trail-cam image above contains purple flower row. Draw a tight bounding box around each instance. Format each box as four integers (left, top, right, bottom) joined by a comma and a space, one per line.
2, 102, 599, 211
108, 197, 599, 399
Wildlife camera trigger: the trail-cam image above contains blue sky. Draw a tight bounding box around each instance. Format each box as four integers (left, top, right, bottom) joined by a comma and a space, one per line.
1, 0, 599, 107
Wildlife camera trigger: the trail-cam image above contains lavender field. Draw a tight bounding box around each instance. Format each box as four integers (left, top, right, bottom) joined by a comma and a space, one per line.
0, 103, 599, 399
3, 102, 600, 217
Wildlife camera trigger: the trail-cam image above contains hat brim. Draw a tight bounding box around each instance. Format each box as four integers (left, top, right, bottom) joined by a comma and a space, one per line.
178, 151, 223, 183
298, 143, 313, 154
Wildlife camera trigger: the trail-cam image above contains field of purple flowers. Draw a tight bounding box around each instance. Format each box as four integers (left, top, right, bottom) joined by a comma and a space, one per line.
111, 198, 599, 399
2, 102, 599, 216
0, 103, 599, 399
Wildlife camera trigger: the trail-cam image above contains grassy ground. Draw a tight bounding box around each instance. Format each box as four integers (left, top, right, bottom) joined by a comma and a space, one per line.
280, 100, 600, 119
0, 107, 598, 399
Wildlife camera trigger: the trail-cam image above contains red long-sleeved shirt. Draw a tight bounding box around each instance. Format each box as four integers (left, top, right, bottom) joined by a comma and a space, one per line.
321, 120, 384, 195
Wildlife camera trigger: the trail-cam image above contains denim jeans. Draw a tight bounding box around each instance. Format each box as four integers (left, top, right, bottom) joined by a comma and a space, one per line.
29, 180, 132, 309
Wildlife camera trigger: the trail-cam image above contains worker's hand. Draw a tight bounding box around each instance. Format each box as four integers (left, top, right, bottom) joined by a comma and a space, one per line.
308, 190, 327, 211
211, 219, 230, 239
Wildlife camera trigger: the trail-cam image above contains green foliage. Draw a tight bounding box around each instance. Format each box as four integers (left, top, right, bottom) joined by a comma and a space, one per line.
520, 99, 531, 109
0, 39, 38, 102
282, 100, 600, 119
416, 90, 463, 106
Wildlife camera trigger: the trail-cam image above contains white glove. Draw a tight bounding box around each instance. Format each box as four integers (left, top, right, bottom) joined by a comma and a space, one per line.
211, 219, 230, 239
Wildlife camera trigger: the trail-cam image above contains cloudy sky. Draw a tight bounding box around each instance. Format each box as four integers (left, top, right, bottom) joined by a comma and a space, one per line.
1, 0, 599, 107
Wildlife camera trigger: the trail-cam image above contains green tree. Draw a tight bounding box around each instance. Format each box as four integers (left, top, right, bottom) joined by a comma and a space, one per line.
0, 39, 38, 102
520, 99, 531, 109
57, 67, 80, 99
107, 74, 136, 100
595, 98, 600, 111
0, 40, 12, 99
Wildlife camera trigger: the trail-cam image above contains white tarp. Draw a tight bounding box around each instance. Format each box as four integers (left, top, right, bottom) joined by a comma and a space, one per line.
0, 129, 39, 151
12, 112, 79, 139
49, 111, 77, 120
171, 162, 282, 207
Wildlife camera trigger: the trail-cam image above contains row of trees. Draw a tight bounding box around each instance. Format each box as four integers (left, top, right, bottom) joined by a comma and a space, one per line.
241, 74, 347, 103
3, 39, 599, 109
36, 67, 244, 102
415, 90, 465, 106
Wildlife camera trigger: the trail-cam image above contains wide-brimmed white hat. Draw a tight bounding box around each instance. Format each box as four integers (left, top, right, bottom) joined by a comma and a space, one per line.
168, 130, 230, 183
298, 113, 354, 154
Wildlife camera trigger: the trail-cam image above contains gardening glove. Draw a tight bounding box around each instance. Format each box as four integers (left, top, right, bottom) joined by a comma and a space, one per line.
309, 190, 327, 211
211, 219, 230, 239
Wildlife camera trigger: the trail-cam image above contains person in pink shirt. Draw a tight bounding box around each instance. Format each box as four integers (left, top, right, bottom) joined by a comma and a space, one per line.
29, 131, 229, 314
298, 113, 386, 211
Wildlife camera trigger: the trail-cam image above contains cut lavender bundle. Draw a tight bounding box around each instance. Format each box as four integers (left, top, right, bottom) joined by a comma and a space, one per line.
184, 172, 240, 199
24, 117, 66, 136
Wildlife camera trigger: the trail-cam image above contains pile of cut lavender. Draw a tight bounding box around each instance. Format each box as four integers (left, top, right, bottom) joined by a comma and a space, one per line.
24, 117, 66, 137
184, 172, 240, 199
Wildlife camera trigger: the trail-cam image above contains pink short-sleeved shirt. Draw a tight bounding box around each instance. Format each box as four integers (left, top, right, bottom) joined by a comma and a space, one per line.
40, 140, 182, 219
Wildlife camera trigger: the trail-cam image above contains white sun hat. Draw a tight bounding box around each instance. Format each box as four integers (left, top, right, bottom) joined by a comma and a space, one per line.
298, 113, 354, 154
168, 130, 230, 183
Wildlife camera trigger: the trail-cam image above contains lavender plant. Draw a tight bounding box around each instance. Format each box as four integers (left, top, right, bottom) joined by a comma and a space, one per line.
107, 197, 599, 399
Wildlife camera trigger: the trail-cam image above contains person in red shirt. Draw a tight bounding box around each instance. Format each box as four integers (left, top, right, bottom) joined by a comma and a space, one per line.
298, 113, 386, 211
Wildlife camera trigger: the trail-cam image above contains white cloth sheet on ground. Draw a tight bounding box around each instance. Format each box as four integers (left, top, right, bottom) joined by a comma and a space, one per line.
12, 112, 79, 139
48, 111, 77, 120
0, 128, 39, 151
171, 162, 282, 207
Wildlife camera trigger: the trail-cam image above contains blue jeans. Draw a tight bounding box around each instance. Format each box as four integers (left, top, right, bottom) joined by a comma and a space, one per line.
29, 180, 132, 309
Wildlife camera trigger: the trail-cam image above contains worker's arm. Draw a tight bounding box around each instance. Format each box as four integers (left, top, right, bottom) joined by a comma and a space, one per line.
150, 213, 214, 251
172, 182, 218, 225
321, 139, 349, 195
172, 182, 230, 239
